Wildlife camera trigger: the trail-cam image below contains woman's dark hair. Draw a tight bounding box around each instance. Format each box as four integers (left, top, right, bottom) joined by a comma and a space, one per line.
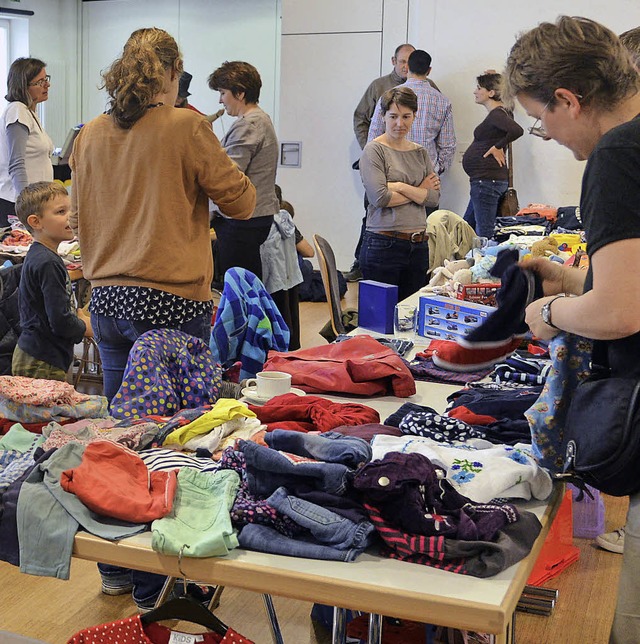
208, 61, 262, 104
5, 57, 46, 106
380, 86, 418, 115
102, 27, 183, 129
477, 72, 503, 101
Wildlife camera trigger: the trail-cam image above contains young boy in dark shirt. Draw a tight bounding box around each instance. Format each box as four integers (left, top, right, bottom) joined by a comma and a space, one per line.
12, 181, 91, 381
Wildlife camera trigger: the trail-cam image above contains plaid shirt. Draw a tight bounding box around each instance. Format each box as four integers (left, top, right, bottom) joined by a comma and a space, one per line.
368, 77, 456, 174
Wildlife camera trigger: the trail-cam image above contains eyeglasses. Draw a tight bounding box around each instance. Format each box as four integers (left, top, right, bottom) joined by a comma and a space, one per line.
528, 99, 552, 138
29, 75, 51, 87
528, 93, 583, 139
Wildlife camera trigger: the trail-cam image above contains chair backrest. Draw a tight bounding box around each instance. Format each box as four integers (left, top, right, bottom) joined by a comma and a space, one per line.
313, 234, 346, 336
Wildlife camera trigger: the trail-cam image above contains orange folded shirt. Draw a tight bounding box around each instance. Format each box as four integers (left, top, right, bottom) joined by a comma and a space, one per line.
61, 440, 177, 523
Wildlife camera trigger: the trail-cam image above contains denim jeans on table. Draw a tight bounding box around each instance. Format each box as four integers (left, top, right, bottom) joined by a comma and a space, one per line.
264, 430, 372, 467
238, 486, 375, 562
463, 179, 509, 239
238, 440, 352, 497
358, 230, 429, 302
91, 311, 211, 404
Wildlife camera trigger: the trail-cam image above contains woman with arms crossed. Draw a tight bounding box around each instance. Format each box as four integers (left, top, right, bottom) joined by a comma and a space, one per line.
359, 86, 440, 301
505, 16, 640, 643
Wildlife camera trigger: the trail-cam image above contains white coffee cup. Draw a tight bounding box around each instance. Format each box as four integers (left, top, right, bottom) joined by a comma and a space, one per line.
245, 371, 292, 398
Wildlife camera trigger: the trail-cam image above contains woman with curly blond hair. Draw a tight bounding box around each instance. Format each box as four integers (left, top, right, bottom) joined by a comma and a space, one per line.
70, 28, 255, 609
71, 27, 255, 404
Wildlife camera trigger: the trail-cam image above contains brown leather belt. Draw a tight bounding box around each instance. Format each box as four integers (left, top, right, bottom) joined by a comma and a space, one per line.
376, 230, 428, 243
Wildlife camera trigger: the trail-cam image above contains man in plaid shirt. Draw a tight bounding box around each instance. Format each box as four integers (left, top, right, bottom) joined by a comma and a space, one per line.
368, 49, 456, 176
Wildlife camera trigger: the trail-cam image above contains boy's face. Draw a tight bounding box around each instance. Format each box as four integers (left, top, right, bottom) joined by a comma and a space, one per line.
28, 194, 74, 251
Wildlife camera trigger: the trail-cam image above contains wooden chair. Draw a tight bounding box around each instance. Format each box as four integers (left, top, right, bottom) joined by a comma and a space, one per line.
313, 233, 347, 337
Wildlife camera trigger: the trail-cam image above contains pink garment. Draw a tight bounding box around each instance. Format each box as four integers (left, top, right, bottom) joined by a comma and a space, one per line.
263, 335, 416, 397
0, 375, 90, 406
67, 614, 254, 643
60, 440, 176, 523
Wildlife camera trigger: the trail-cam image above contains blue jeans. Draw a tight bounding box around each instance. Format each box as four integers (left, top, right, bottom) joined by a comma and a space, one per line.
92, 311, 210, 606
91, 311, 211, 404
463, 179, 509, 239
238, 440, 352, 497
238, 486, 375, 561
359, 230, 429, 302
265, 430, 372, 468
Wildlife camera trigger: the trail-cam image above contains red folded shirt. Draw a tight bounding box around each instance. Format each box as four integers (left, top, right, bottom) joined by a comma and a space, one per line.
249, 393, 380, 432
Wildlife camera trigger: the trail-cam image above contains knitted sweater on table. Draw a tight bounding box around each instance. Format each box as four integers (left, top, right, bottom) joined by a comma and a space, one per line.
70, 106, 255, 302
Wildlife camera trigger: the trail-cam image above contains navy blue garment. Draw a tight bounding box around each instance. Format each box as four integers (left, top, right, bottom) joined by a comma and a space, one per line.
264, 430, 371, 468
554, 206, 582, 231
384, 401, 438, 427
17, 242, 85, 371
0, 263, 22, 375
447, 386, 542, 422
462, 248, 543, 347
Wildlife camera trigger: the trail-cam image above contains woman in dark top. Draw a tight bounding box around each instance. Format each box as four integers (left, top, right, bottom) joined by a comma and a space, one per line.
505, 17, 640, 641
462, 72, 524, 239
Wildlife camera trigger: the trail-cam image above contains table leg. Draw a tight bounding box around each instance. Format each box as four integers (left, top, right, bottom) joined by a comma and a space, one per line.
262, 594, 285, 644
492, 610, 516, 644
367, 613, 383, 643
332, 607, 347, 644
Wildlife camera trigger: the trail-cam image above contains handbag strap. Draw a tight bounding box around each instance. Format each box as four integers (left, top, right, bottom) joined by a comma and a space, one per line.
506, 143, 514, 188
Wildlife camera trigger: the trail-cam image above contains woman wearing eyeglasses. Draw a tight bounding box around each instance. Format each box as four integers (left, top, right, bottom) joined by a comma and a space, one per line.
461, 71, 523, 239
0, 58, 54, 227
506, 17, 640, 642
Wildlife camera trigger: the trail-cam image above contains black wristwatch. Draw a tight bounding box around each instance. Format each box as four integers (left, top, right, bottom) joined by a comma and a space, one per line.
541, 295, 566, 329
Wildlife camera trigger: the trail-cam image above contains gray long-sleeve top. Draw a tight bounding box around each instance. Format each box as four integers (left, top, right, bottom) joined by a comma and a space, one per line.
360, 140, 440, 232
220, 107, 280, 218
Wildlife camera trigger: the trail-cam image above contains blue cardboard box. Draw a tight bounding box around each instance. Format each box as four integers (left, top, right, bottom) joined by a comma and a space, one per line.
417, 295, 494, 339
358, 280, 398, 334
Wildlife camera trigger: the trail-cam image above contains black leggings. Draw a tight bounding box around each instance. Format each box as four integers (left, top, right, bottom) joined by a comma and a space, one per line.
212, 215, 273, 281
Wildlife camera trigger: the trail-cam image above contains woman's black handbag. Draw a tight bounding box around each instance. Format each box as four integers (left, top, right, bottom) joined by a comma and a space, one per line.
498, 144, 519, 217
562, 373, 640, 496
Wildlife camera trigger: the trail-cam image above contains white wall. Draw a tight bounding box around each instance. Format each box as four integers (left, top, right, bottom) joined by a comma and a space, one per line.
80, 0, 280, 143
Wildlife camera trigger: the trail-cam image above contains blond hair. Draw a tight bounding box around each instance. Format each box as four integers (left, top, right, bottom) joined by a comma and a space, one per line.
504, 16, 640, 110
102, 27, 183, 129
16, 181, 68, 233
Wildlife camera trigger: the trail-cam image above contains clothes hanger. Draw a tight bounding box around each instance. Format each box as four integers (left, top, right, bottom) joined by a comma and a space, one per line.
140, 544, 228, 635
139, 595, 228, 635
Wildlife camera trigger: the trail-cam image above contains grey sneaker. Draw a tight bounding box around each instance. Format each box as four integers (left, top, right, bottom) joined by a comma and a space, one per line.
595, 527, 625, 554
344, 266, 363, 282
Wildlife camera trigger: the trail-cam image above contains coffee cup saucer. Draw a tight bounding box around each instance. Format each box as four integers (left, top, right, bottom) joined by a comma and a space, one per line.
241, 386, 306, 405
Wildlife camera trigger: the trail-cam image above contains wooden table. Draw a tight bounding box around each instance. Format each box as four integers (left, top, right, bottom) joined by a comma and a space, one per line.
73, 485, 559, 644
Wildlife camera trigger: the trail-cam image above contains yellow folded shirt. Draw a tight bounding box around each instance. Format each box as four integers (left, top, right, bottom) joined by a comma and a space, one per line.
163, 398, 256, 446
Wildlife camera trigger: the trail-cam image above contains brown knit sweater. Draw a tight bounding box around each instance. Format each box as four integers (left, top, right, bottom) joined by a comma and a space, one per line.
70, 106, 255, 302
